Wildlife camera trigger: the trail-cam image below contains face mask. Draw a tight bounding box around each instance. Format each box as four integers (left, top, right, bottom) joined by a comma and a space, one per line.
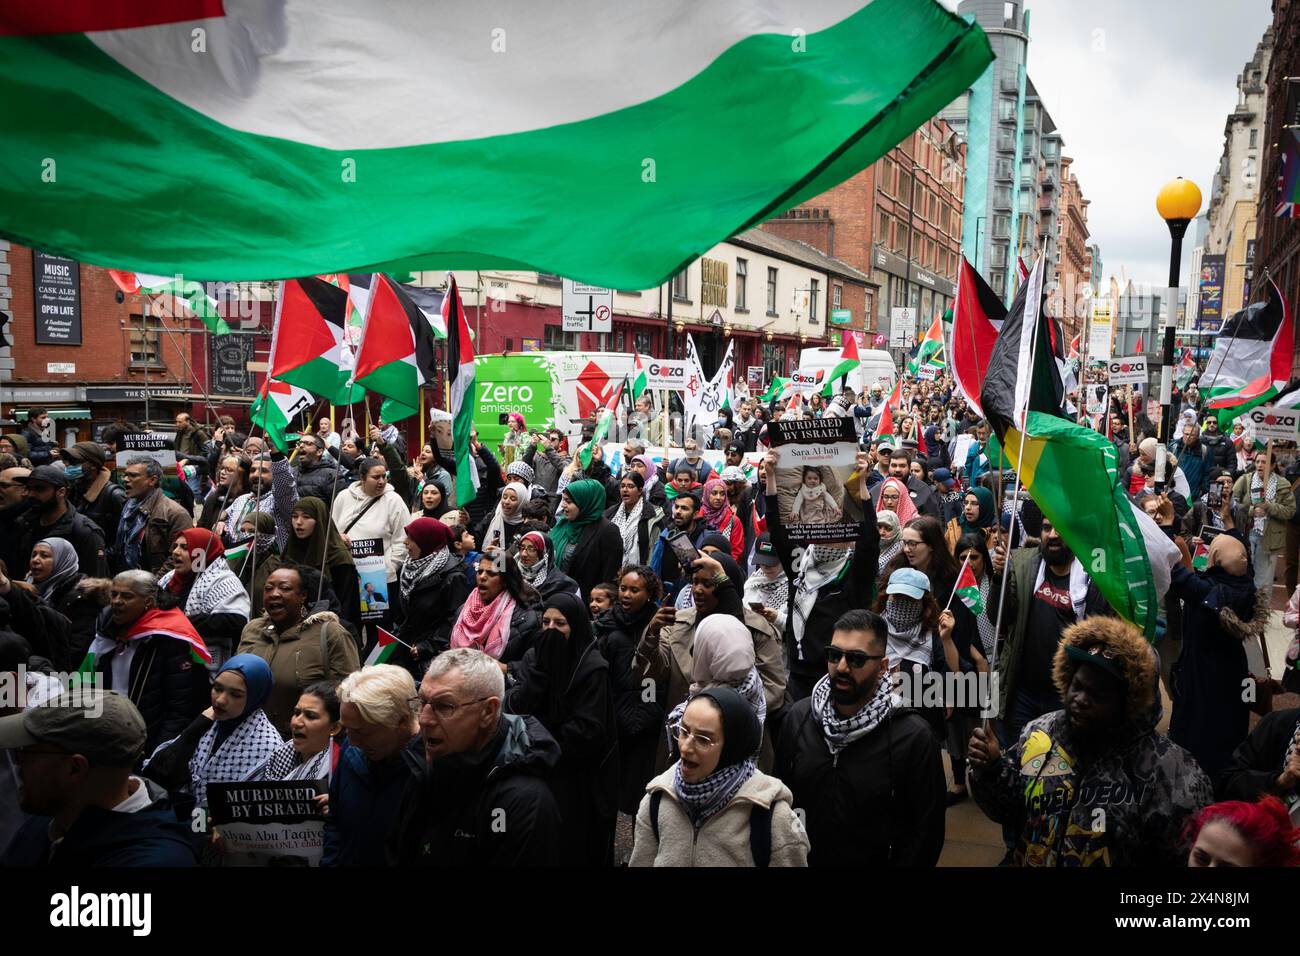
64, 465, 83, 480
541, 626, 566, 642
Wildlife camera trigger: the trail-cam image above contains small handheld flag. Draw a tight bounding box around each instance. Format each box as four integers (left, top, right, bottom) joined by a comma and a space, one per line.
949, 555, 984, 614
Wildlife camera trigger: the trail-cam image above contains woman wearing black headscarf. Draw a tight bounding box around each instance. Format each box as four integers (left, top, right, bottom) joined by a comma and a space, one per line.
504, 591, 619, 866
283, 497, 359, 627
629, 687, 808, 867
633, 552, 786, 774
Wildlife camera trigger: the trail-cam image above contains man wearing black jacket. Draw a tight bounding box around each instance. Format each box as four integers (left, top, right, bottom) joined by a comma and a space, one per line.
293, 433, 342, 505
390, 648, 561, 866
764, 449, 880, 701
1218, 706, 1300, 802
776, 608, 946, 867
15, 466, 109, 578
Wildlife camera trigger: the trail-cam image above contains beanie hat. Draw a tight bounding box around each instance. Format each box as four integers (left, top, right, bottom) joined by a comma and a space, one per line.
404, 517, 455, 555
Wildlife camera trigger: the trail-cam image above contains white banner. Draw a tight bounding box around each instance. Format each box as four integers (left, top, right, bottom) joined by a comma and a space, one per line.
1106, 356, 1149, 388
1088, 299, 1114, 359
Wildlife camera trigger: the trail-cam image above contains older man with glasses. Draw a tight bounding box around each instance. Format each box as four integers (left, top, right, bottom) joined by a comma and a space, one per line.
389, 648, 562, 866
775, 608, 945, 867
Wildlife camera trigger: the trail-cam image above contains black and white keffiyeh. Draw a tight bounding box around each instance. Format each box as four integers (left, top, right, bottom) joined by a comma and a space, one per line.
883, 594, 930, 667
811, 671, 895, 754
160, 560, 250, 619
665, 666, 768, 750
257, 738, 334, 782
147, 708, 284, 808
400, 546, 452, 602
791, 545, 850, 662
519, 553, 549, 588
672, 756, 758, 828
1250, 471, 1279, 535
743, 569, 789, 615
974, 576, 996, 658
610, 497, 645, 566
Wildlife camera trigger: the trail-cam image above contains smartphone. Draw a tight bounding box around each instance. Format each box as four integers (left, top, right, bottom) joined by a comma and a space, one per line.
748, 602, 766, 611
1208, 485, 1222, 508
667, 531, 701, 569
498, 413, 509, 426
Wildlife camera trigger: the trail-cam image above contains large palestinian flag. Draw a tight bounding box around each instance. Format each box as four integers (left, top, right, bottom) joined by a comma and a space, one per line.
445, 275, 480, 508
0, 4, 991, 286
353, 276, 439, 423
270, 277, 355, 404
951, 256, 1004, 416
980, 255, 1176, 644
108, 270, 230, 335
1200, 278, 1294, 425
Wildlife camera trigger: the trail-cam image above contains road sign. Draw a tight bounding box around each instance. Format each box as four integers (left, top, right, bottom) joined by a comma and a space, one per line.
1107, 355, 1148, 388
562, 279, 613, 333
889, 308, 916, 349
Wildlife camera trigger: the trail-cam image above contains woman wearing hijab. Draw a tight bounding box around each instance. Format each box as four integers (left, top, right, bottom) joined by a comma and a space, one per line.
550, 478, 623, 602
505, 592, 619, 866
393, 517, 471, 676
231, 512, 279, 612
281, 497, 359, 627
876, 510, 903, 576
159, 528, 251, 674
143, 654, 283, 820
409, 480, 451, 521
635, 551, 785, 774
515, 529, 580, 601
631, 453, 668, 510
944, 486, 996, 552
630, 687, 808, 867
698, 478, 745, 562
604, 470, 663, 566
876, 476, 919, 525
449, 550, 542, 663
790, 466, 842, 526
474, 481, 531, 554
26, 537, 105, 667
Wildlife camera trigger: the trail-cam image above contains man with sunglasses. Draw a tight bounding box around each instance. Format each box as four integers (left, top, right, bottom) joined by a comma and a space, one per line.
390, 648, 561, 866
775, 608, 945, 867
0, 688, 198, 866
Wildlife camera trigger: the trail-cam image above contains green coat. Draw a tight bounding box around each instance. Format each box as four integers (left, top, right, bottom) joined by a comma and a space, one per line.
1232, 471, 1296, 554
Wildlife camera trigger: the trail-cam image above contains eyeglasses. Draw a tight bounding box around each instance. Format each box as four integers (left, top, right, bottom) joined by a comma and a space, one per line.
671, 723, 719, 750
901, 539, 922, 549
410, 694, 490, 720
1080, 643, 1118, 661
826, 646, 884, 668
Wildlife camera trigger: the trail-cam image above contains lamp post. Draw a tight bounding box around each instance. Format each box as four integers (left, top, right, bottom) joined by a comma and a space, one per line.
1154, 177, 1203, 491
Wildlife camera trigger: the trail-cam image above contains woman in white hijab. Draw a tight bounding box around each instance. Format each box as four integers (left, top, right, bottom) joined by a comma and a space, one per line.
474, 481, 531, 554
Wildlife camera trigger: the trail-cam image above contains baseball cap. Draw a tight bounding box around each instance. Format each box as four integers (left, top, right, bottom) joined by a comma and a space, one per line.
0, 688, 147, 767
61, 441, 108, 470
720, 466, 747, 483
14, 464, 67, 489
725, 442, 745, 457
1064, 642, 1129, 689
885, 567, 931, 600
932, 467, 957, 489
752, 533, 780, 567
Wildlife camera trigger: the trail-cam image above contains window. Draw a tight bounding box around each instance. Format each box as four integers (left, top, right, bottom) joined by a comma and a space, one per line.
634, 331, 654, 354
833, 283, 843, 311
997, 130, 1015, 153
1249, 128, 1258, 149
129, 316, 161, 366
995, 158, 1013, 181
990, 243, 1008, 268
766, 267, 778, 314
543, 325, 578, 350
992, 272, 1005, 296
999, 97, 1016, 122
672, 269, 689, 300
1003, 2, 1018, 27
896, 223, 910, 256
993, 185, 1012, 210
810, 279, 819, 321
735, 258, 748, 310
881, 159, 895, 196
877, 210, 891, 247
898, 171, 914, 205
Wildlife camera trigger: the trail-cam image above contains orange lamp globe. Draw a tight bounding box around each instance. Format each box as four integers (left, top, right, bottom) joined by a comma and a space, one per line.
1156, 177, 1202, 222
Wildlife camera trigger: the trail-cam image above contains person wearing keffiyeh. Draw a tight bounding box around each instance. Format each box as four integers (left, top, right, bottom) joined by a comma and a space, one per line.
158, 528, 250, 673
630, 687, 808, 867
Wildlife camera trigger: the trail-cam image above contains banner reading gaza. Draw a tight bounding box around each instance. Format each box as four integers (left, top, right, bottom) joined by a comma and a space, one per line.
765, 417, 861, 543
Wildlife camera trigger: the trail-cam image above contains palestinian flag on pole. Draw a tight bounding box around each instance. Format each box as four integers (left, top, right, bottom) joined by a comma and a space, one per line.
75, 607, 211, 683
952, 556, 983, 614
251, 377, 314, 453
1202, 278, 1294, 425
108, 270, 230, 335
751, 498, 767, 537
631, 349, 648, 402
980, 253, 1177, 642
0, 4, 992, 287
364, 627, 412, 666
582, 379, 624, 469
872, 401, 895, 442
760, 376, 791, 403
1175, 347, 1197, 390
821, 334, 862, 397
951, 256, 1005, 416
445, 275, 480, 508
270, 277, 357, 404
908, 314, 945, 374
353, 275, 439, 422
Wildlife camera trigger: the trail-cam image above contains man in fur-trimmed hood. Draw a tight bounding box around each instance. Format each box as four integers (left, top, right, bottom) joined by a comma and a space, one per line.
968, 616, 1212, 867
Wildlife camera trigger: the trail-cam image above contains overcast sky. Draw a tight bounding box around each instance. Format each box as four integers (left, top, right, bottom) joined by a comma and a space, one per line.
941, 0, 1275, 289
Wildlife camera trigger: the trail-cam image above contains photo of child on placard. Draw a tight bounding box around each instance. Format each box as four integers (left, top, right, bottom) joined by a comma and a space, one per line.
766, 416, 860, 544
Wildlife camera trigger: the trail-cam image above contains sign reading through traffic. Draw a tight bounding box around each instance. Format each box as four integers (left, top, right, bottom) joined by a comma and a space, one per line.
1247, 405, 1300, 442
1107, 355, 1148, 388
562, 279, 613, 333
645, 359, 687, 391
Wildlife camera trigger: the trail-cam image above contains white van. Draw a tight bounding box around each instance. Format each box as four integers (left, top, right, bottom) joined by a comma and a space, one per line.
797, 346, 896, 394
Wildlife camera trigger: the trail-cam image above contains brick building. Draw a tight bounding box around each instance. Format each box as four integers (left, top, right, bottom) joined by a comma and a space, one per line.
1055, 156, 1092, 342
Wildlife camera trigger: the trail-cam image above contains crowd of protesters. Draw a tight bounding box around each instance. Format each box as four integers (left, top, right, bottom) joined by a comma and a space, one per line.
1, 374, 1298, 870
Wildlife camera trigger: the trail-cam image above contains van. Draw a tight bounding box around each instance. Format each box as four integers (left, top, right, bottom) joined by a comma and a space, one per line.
473, 351, 635, 447
796, 346, 896, 395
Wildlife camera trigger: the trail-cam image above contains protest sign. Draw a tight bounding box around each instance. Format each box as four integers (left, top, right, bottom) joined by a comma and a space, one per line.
115, 431, 177, 469
765, 417, 860, 543
207, 779, 327, 866
351, 538, 389, 621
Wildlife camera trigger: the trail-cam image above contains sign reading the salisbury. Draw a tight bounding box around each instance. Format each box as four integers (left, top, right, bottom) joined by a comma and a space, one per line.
32, 252, 82, 345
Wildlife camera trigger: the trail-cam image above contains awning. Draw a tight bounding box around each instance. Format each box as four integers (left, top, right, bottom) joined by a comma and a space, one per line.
11, 407, 92, 420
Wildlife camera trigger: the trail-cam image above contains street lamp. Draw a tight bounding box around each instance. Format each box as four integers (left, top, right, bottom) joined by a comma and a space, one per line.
1154, 176, 1202, 491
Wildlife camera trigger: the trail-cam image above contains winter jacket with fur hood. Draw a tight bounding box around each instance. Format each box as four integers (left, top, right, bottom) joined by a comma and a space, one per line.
970, 616, 1213, 867
628, 767, 808, 867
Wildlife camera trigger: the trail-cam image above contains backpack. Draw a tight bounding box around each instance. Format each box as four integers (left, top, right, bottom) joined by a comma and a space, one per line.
648, 789, 771, 867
